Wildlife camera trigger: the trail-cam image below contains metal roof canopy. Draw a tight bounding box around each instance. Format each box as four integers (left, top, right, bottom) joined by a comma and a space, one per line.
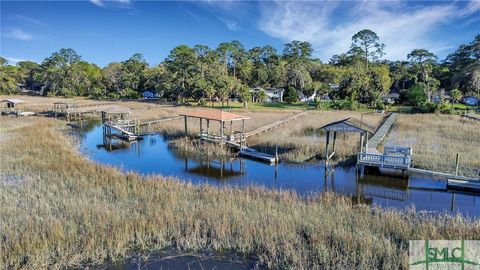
320, 117, 373, 166
1, 99, 24, 104
180, 109, 249, 122
320, 117, 374, 134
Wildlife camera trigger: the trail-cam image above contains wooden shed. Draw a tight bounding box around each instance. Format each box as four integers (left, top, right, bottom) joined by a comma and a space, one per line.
1, 99, 24, 109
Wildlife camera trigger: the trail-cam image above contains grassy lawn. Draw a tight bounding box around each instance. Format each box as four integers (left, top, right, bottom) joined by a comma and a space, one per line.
198, 100, 314, 111
1, 117, 480, 269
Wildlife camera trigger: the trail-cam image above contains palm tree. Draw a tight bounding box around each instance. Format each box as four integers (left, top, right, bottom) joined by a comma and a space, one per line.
255, 89, 268, 103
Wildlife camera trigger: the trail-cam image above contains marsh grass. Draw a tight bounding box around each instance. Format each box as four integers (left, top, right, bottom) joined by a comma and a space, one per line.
248, 111, 384, 163
385, 114, 480, 177
168, 138, 231, 160
1, 117, 479, 269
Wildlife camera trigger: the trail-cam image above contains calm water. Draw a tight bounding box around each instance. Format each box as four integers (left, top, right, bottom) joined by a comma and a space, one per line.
76, 120, 480, 218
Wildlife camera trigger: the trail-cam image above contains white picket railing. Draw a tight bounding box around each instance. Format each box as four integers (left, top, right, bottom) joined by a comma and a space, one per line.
357, 152, 411, 168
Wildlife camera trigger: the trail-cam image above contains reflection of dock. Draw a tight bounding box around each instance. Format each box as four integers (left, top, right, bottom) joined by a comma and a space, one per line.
184, 158, 245, 179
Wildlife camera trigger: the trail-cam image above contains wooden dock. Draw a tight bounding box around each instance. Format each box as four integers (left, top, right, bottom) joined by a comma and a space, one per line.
367, 113, 398, 150
245, 111, 308, 138
409, 167, 479, 181
461, 113, 480, 122
357, 151, 411, 170
138, 116, 183, 134
357, 113, 412, 170
226, 141, 276, 164
447, 179, 480, 191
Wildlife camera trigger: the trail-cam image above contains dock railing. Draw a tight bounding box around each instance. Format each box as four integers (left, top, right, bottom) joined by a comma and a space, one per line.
383, 146, 412, 156
357, 152, 411, 169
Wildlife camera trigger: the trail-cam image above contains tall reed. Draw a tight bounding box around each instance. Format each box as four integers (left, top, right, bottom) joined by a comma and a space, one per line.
1, 117, 479, 269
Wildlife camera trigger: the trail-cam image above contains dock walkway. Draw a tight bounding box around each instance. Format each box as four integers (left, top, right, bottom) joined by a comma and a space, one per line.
358, 113, 411, 169
245, 111, 308, 138
368, 113, 398, 151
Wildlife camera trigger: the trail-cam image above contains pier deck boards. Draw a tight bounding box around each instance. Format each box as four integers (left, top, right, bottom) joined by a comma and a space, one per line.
245, 111, 307, 138
367, 113, 398, 149
358, 113, 411, 170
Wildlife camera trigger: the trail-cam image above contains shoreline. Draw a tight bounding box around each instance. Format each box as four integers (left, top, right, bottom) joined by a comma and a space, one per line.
1, 117, 480, 269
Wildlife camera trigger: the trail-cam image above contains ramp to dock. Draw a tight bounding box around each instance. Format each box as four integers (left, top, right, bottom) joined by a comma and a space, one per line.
245, 111, 308, 138
368, 113, 398, 150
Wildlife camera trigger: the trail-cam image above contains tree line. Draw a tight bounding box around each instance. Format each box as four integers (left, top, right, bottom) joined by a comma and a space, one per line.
1, 29, 479, 109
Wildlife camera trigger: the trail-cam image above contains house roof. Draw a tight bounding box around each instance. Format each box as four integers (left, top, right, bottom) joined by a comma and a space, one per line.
180, 109, 249, 122
1, 99, 24, 104
320, 117, 375, 133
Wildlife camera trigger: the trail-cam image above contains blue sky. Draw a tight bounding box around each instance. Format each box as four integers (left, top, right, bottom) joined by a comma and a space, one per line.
1, 1, 479, 67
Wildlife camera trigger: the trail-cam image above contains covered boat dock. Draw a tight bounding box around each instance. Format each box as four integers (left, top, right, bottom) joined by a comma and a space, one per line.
179, 109, 250, 145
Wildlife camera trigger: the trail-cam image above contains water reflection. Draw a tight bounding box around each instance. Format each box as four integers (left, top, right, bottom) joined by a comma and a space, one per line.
74, 121, 480, 218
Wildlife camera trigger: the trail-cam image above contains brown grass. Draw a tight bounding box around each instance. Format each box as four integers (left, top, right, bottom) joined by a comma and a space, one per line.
1, 117, 479, 269
247, 111, 384, 162
385, 114, 480, 177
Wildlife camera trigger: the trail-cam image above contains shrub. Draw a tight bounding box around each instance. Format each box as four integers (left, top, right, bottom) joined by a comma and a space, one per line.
413, 102, 437, 113
108, 92, 120, 99
406, 83, 427, 106
330, 99, 366, 110
284, 86, 299, 103
123, 88, 140, 99
437, 101, 453, 114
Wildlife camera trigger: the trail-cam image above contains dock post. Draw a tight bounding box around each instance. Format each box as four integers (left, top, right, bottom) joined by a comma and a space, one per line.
184, 116, 188, 141
324, 131, 330, 165
220, 120, 224, 143
242, 119, 245, 145
206, 119, 210, 139
455, 153, 460, 176
359, 132, 364, 153
275, 145, 279, 164
332, 131, 336, 153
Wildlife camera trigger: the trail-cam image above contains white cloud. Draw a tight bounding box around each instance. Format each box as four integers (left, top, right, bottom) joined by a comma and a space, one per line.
2, 56, 27, 65
217, 16, 239, 31
15, 15, 46, 27
90, 0, 105, 7
258, 0, 479, 61
90, 0, 130, 8
3, 29, 34, 41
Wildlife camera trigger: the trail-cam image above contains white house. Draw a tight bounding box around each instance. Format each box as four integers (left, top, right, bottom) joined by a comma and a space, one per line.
328, 83, 339, 91
251, 87, 284, 102
298, 90, 316, 102
382, 92, 400, 104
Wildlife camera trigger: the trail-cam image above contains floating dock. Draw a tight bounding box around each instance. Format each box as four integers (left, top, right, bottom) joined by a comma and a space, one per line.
239, 148, 276, 164
226, 141, 277, 164
447, 179, 480, 191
